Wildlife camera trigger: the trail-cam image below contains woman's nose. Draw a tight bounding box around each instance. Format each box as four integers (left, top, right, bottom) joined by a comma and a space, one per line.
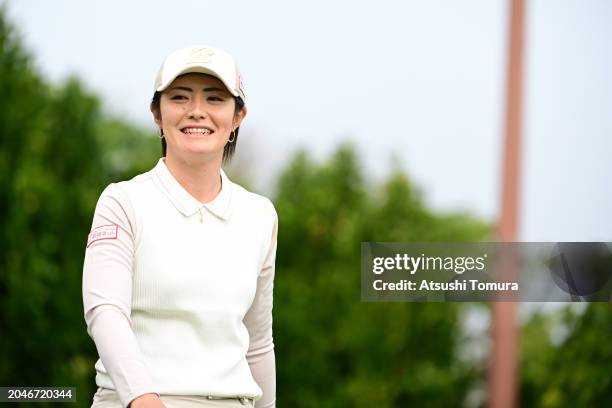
187, 96, 207, 119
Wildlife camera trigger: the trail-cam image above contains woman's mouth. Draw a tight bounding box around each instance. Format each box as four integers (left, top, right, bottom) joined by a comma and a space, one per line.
181, 127, 214, 135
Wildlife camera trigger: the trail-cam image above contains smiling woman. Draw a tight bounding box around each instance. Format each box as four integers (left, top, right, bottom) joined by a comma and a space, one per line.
150, 75, 246, 163
82, 45, 277, 408
152, 73, 246, 170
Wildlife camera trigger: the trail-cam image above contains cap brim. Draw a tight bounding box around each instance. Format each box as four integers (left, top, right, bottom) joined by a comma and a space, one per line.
155, 65, 240, 98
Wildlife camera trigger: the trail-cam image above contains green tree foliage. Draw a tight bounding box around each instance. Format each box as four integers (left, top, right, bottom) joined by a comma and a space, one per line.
520, 304, 612, 407
273, 145, 490, 407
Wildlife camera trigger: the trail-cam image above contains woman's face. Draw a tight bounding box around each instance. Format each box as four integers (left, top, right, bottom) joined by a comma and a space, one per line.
152, 73, 246, 162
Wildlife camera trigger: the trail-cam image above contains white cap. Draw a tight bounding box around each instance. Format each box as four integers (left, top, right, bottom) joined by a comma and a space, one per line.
154, 44, 246, 100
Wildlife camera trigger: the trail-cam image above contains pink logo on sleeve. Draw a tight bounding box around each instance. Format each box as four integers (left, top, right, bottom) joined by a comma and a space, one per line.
87, 224, 118, 247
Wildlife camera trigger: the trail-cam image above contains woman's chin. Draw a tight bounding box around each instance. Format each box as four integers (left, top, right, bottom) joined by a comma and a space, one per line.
166, 139, 226, 159
183, 144, 225, 158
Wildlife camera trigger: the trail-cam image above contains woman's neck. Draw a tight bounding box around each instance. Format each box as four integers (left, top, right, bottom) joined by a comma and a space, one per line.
163, 153, 222, 204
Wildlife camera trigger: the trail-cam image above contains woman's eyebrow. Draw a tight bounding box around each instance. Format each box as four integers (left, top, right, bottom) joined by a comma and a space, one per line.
168, 86, 228, 93
203, 87, 228, 93
168, 86, 193, 92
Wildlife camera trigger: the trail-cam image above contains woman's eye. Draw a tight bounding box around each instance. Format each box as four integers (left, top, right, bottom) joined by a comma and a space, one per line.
208, 96, 224, 102
171, 95, 187, 100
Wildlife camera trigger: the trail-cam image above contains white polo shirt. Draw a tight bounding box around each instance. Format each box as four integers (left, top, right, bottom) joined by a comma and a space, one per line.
82, 158, 278, 407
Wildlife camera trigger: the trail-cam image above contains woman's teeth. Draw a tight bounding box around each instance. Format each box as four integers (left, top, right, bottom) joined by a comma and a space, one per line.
183, 127, 212, 134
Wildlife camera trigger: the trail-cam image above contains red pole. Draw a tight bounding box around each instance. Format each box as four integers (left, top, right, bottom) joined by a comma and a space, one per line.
489, 0, 525, 407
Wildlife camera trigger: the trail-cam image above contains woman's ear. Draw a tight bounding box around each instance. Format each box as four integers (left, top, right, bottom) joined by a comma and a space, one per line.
233, 105, 247, 129
150, 104, 162, 128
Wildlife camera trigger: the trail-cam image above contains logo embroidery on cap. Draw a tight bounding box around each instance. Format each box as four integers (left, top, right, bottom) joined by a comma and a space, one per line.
87, 224, 118, 247
187, 47, 215, 63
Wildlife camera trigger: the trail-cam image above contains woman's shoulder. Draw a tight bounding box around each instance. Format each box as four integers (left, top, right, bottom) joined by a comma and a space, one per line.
230, 181, 277, 219
92, 168, 157, 217
98, 167, 156, 198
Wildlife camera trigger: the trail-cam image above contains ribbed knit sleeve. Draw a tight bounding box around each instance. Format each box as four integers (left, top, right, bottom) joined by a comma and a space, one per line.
82, 183, 159, 408
244, 200, 278, 408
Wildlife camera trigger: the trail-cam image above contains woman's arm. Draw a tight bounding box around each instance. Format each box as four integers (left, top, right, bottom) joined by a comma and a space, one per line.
243, 201, 278, 408
246, 349, 276, 408
82, 184, 160, 408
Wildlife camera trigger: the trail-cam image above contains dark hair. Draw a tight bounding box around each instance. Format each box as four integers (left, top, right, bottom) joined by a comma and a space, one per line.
150, 91, 246, 163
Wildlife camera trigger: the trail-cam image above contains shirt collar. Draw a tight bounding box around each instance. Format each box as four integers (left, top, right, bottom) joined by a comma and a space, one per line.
152, 157, 233, 221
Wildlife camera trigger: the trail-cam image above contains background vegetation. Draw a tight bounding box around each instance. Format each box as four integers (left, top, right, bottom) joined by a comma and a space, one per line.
0, 8, 609, 407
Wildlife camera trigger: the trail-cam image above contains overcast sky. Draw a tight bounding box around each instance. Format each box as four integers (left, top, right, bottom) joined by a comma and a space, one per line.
5, 0, 611, 241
